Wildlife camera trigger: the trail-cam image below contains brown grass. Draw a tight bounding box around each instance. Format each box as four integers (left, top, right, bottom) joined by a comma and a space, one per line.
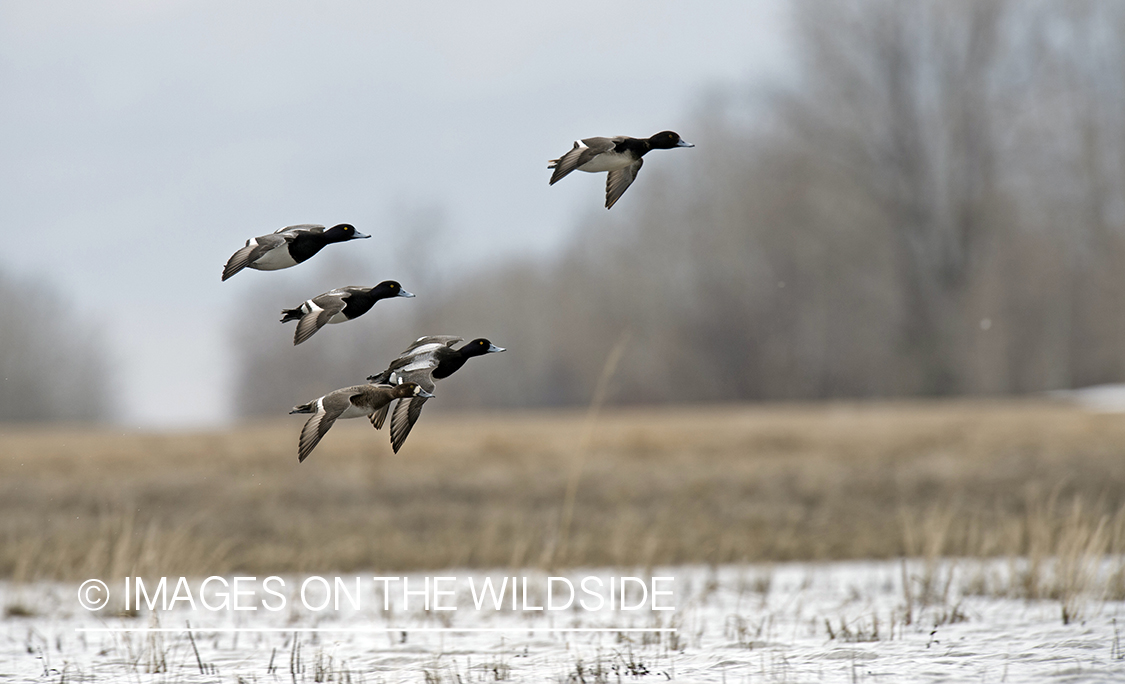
3, 398, 1125, 581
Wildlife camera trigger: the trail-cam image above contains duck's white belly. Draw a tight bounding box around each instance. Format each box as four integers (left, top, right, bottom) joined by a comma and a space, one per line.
250, 243, 298, 270
579, 151, 634, 173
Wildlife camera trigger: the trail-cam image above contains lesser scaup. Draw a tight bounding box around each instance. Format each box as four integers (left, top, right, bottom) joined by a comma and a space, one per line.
548, 131, 694, 209
222, 223, 369, 281
280, 281, 415, 345
289, 382, 432, 462
366, 336, 506, 453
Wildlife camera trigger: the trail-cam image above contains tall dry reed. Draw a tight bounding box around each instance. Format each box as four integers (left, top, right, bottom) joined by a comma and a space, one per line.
2, 399, 1125, 581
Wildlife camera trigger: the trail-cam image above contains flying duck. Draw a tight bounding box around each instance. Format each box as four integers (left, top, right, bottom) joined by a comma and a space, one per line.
548, 131, 694, 209
221, 224, 369, 281
281, 281, 415, 345
290, 382, 432, 462
366, 336, 506, 453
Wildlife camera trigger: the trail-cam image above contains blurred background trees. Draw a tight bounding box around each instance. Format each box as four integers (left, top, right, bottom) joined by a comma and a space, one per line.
0, 0, 1106, 421
231, 0, 1125, 416
0, 270, 111, 421
4, 0, 1124, 424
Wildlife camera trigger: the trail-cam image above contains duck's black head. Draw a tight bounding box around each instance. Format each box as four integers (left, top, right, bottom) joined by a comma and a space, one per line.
393, 382, 434, 399
325, 223, 370, 242
460, 338, 506, 357
373, 280, 415, 299
648, 131, 694, 150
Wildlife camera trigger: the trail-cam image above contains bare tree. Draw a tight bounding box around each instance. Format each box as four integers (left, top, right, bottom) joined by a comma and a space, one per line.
230, 0, 1125, 416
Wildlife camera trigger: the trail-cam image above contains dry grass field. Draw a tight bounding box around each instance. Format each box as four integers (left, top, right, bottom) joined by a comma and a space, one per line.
3, 398, 1125, 582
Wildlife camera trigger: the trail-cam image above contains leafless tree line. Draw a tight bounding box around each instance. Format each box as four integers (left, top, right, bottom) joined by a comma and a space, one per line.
235, 0, 1125, 415
0, 271, 110, 421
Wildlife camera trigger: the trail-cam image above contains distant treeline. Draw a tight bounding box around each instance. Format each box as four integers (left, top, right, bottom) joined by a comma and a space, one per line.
235, 0, 1125, 415
0, 271, 110, 421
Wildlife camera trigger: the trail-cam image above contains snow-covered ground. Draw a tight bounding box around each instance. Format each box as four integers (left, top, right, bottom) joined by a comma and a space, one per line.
4, 560, 1125, 683
1049, 384, 1125, 413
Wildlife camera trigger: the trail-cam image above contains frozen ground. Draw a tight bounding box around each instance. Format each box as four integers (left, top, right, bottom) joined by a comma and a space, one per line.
3, 560, 1125, 683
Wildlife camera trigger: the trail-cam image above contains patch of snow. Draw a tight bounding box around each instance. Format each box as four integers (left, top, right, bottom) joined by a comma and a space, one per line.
2, 560, 1124, 683
1049, 384, 1125, 412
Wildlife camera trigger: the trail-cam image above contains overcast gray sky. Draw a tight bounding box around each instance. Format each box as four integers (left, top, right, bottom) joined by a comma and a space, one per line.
0, 0, 788, 428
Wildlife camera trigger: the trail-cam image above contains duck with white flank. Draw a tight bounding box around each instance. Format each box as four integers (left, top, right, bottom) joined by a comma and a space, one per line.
290, 382, 432, 462
221, 223, 369, 281
548, 131, 694, 209
366, 336, 506, 453
280, 281, 415, 345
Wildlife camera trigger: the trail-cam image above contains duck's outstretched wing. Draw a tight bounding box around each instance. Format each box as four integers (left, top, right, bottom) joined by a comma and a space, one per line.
222, 243, 255, 281
605, 158, 643, 209
548, 137, 615, 184
372, 365, 436, 430
222, 231, 298, 281
398, 335, 463, 356
371, 403, 391, 430
372, 336, 460, 382
293, 292, 347, 345
275, 224, 325, 235
367, 336, 459, 418
296, 393, 346, 463
389, 395, 429, 454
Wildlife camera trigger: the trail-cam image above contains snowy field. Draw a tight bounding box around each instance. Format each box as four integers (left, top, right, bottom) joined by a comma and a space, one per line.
4, 560, 1125, 683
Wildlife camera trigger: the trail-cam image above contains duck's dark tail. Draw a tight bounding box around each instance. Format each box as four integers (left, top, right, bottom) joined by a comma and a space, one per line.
289, 401, 316, 414
280, 307, 303, 324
